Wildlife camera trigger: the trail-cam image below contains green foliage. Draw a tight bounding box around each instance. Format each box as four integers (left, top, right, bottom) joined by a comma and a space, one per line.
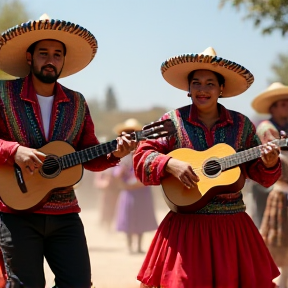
219, 0, 288, 36
269, 53, 288, 85
0, 0, 30, 33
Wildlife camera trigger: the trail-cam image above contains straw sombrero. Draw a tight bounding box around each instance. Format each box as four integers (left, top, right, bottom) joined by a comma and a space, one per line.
0, 14, 97, 78
0, 69, 18, 80
113, 118, 143, 135
161, 47, 254, 97
252, 82, 288, 114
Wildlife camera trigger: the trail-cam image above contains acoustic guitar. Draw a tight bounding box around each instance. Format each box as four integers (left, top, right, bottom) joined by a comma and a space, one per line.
161, 138, 287, 214
0, 119, 175, 212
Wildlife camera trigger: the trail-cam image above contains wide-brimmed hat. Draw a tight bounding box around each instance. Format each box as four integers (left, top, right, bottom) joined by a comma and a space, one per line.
161, 47, 254, 97
113, 118, 143, 135
0, 69, 18, 80
0, 14, 97, 78
251, 82, 288, 114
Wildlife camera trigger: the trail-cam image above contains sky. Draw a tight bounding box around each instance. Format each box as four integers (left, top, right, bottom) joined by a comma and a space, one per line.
19, 0, 287, 121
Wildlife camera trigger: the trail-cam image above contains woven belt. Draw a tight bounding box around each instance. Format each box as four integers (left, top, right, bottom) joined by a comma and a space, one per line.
195, 191, 246, 214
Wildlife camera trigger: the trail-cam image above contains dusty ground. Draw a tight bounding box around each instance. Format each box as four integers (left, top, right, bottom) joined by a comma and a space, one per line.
44, 171, 169, 288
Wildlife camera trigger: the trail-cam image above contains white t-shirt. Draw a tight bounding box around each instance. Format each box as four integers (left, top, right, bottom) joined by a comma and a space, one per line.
37, 94, 55, 140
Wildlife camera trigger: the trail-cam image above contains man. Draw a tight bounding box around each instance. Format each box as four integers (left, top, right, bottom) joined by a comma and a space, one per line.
0, 15, 136, 288
251, 82, 288, 288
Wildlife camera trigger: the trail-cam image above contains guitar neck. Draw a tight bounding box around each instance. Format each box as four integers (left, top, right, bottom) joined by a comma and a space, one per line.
221, 138, 287, 170
57, 119, 176, 170
61, 140, 118, 169
59, 129, 159, 169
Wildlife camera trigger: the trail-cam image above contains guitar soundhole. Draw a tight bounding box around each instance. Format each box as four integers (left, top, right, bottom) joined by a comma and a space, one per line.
203, 160, 221, 178
40, 155, 62, 179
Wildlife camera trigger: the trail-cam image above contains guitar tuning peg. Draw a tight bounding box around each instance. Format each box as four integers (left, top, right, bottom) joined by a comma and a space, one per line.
280, 130, 287, 139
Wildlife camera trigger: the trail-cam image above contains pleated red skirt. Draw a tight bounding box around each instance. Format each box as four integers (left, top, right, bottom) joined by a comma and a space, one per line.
137, 211, 279, 288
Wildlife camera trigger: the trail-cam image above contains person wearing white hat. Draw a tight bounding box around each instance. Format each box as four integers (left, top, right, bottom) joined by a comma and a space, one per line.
252, 82, 288, 288
133, 47, 282, 288
0, 15, 136, 287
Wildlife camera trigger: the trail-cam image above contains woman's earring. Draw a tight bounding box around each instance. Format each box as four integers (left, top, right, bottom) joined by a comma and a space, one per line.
219, 91, 223, 97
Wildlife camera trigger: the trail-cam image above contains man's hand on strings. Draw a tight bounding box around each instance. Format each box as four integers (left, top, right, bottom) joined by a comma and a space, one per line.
112, 132, 138, 159
14, 145, 46, 175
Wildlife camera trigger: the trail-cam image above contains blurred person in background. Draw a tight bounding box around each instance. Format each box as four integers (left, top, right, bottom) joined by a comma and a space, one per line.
113, 119, 158, 254
252, 82, 288, 288
133, 47, 281, 288
93, 164, 121, 231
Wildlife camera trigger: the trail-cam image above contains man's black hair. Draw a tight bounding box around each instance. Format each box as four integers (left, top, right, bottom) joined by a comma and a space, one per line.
27, 39, 67, 56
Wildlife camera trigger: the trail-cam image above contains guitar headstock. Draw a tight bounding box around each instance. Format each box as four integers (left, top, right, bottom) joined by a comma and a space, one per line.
270, 131, 288, 150
278, 136, 288, 150
133, 119, 176, 141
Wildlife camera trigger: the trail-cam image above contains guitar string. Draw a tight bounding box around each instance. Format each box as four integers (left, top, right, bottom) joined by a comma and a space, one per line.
41, 142, 273, 171
41, 142, 117, 170
41, 149, 260, 171
183, 147, 262, 173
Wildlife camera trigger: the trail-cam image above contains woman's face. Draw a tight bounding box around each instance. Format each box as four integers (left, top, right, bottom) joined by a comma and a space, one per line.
189, 70, 223, 111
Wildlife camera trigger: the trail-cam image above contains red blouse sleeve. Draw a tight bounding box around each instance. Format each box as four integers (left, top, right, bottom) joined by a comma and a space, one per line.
0, 139, 20, 165
133, 114, 177, 186
245, 158, 281, 187
0, 113, 20, 164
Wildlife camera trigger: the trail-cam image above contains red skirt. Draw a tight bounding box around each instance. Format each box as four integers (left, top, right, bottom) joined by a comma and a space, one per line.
137, 211, 279, 288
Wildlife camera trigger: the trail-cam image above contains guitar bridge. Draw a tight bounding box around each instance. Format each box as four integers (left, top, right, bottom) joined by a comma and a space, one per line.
14, 164, 28, 193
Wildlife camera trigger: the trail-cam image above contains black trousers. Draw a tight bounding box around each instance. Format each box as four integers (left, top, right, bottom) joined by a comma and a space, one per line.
0, 212, 91, 288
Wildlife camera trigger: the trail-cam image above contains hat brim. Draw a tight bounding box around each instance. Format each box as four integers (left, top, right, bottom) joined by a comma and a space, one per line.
161, 54, 254, 97
0, 19, 97, 78
113, 123, 143, 135
251, 87, 288, 114
0, 69, 18, 80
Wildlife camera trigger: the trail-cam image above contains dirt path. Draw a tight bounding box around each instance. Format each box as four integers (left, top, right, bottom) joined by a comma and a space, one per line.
44, 171, 169, 288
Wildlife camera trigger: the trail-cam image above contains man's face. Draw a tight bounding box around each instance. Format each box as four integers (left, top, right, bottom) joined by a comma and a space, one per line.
271, 99, 288, 119
27, 40, 65, 84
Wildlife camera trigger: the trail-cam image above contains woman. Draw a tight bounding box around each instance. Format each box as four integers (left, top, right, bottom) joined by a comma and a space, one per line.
252, 82, 288, 288
93, 166, 120, 230
133, 47, 282, 288
114, 119, 158, 254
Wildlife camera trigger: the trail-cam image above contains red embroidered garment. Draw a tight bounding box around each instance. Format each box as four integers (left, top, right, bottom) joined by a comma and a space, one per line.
133, 104, 280, 288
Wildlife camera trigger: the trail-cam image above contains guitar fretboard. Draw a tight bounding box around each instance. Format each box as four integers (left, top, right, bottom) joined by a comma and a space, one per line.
220, 138, 287, 170
60, 140, 118, 169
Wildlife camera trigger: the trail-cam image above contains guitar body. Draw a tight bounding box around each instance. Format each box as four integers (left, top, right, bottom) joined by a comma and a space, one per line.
0, 119, 177, 212
0, 141, 83, 212
161, 143, 246, 214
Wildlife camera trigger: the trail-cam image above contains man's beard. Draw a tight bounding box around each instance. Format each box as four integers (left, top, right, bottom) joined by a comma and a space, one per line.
32, 63, 63, 84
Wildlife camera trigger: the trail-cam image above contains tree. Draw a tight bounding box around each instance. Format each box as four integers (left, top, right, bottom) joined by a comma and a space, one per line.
0, 0, 30, 33
104, 86, 118, 111
219, 0, 288, 36
268, 53, 288, 85
219, 0, 288, 85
